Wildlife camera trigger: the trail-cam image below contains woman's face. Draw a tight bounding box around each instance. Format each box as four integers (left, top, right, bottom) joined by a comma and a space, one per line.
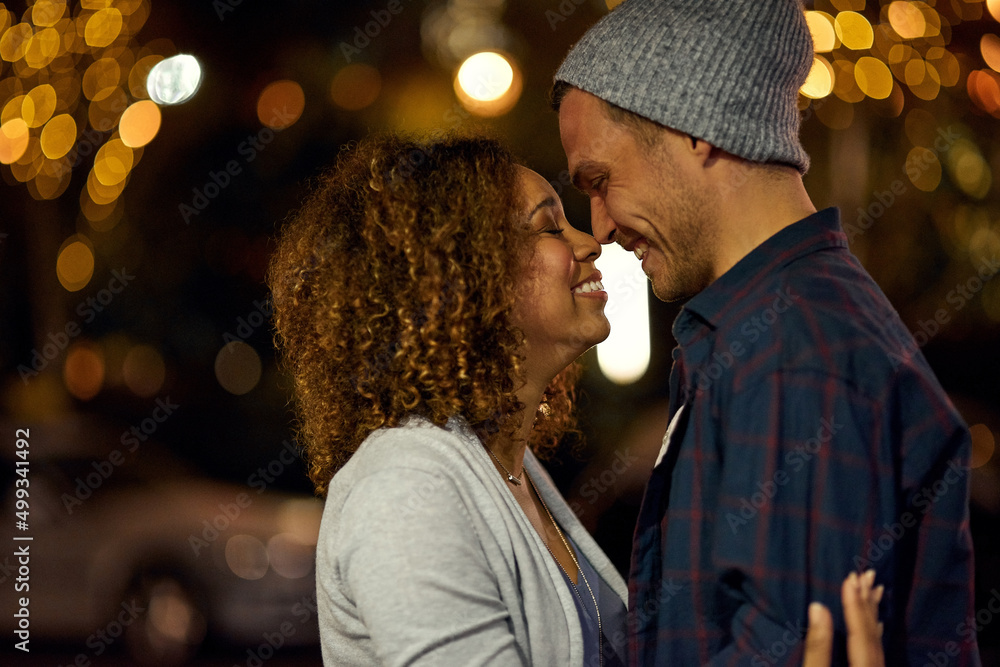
513, 166, 610, 373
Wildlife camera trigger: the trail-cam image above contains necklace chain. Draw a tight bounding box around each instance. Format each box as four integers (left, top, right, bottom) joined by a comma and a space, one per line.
525, 471, 603, 667
486, 447, 523, 485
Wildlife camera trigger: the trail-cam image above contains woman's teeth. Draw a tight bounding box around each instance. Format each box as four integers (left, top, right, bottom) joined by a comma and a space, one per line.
573, 280, 604, 295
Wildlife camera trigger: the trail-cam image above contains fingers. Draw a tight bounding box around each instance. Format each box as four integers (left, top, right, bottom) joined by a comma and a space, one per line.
842, 570, 886, 667
803, 601, 834, 667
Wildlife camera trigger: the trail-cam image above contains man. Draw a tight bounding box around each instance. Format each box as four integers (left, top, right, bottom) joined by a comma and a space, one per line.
552, 0, 979, 664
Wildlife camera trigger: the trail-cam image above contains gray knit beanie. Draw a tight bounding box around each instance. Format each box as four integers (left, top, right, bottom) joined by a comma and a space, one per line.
555, 0, 814, 173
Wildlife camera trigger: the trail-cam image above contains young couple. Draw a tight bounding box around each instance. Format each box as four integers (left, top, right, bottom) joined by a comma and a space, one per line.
269, 1, 977, 664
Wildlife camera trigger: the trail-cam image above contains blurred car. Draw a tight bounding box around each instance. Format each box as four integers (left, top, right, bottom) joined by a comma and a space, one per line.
0, 413, 321, 666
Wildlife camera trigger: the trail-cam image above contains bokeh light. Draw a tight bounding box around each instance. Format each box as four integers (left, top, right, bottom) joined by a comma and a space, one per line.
56, 236, 95, 292
330, 64, 381, 111
225, 535, 269, 580
905, 147, 942, 192
214, 341, 262, 395
889, 1, 927, 39
801, 55, 834, 99
970, 424, 996, 469
805, 11, 838, 53
119, 99, 160, 147
84, 8, 123, 48
122, 344, 166, 397
947, 139, 992, 199
147, 54, 202, 105
989, 0, 1000, 23
0, 118, 29, 164
40, 112, 76, 158
835, 11, 874, 51
454, 51, 522, 117
63, 341, 105, 401
855, 56, 894, 99
256, 79, 305, 129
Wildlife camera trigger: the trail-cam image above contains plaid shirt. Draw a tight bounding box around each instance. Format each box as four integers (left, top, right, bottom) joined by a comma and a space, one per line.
628, 208, 979, 666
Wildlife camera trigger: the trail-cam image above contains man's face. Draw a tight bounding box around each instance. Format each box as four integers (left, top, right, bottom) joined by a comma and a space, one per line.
558, 88, 719, 303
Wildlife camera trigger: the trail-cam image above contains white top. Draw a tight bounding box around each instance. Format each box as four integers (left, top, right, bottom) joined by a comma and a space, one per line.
315, 414, 628, 666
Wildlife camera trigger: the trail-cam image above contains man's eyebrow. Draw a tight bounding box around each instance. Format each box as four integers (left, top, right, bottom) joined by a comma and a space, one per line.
570, 160, 603, 192
527, 196, 558, 220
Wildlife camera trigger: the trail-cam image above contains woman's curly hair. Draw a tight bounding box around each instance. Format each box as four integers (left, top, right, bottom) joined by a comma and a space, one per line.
268, 133, 581, 496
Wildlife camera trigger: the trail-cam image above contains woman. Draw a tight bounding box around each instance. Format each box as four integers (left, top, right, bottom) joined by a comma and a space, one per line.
268, 134, 883, 666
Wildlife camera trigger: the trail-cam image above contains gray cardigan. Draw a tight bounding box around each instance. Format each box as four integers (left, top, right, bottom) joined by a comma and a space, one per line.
316, 415, 628, 666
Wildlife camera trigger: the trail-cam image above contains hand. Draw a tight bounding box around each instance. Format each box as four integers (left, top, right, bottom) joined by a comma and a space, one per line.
803, 570, 885, 667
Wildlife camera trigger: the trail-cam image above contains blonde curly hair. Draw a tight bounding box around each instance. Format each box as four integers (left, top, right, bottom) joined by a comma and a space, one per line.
268, 134, 581, 496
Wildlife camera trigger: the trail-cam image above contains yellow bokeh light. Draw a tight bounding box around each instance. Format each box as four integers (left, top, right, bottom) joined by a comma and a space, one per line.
989, 0, 1000, 23
905, 147, 942, 192
831, 0, 866, 9
801, 55, 834, 99
119, 99, 160, 147
1, 94, 25, 124
330, 64, 382, 111
94, 138, 133, 186
40, 113, 77, 159
832, 59, 865, 103
85, 8, 123, 48
23, 84, 57, 128
0, 118, 29, 164
970, 424, 996, 469
129, 54, 163, 99
57, 237, 95, 292
835, 12, 874, 51
948, 140, 992, 199
905, 59, 941, 101
855, 57, 894, 99
805, 11, 838, 53
926, 47, 960, 87
24, 27, 61, 69
215, 341, 262, 395
82, 57, 122, 101
457, 52, 513, 102
982, 34, 1000, 74
888, 1, 926, 40
87, 167, 127, 205
122, 344, 166, 397
257, 80, 305, 129
32, 1, 67, 28
64, 342, 105, 401
1, 23, 33, 62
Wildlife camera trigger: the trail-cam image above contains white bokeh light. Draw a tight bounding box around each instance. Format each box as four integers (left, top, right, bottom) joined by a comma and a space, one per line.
146, 54, 203, 105
596, 243, 650, 385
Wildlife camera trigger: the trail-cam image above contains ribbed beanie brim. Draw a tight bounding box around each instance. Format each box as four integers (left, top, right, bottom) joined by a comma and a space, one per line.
555, 0, 814, 174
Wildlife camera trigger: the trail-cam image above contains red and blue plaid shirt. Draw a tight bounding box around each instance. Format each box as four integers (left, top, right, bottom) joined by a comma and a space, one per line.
628, 208, 979, 666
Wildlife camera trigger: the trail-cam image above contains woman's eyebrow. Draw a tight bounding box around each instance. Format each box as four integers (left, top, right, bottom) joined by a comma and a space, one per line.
527, 196, 558, 220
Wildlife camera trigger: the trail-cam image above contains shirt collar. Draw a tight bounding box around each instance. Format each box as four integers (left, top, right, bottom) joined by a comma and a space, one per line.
672, 207, 847, 342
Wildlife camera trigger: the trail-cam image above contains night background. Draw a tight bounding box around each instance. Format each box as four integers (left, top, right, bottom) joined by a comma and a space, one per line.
0, 0, 998, 664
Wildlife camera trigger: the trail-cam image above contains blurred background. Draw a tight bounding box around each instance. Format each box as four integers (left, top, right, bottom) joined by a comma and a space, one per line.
0, 0, 998, 664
